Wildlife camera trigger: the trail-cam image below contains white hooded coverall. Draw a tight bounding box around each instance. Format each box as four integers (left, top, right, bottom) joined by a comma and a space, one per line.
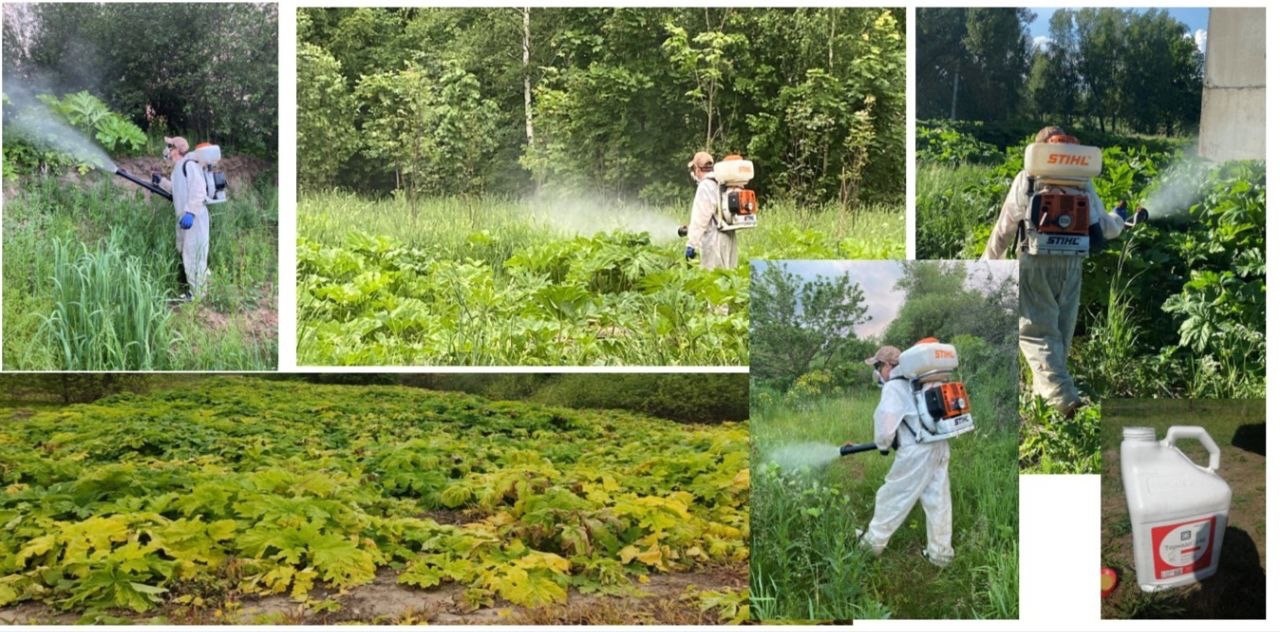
982, 170, 1126, 410
861, 373, 954, 564
170, 156, 211, 298
686, 175, 739, 270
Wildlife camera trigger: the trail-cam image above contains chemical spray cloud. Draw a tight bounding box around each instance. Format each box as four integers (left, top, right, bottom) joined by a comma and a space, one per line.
3, 76, 116, 172
1141, 156, 1212, 221
764, 441, 843, 472
522, 191, 682, 242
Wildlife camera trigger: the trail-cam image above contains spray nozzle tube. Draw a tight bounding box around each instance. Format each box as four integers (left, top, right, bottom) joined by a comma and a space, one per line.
114, 168, 172, 201
1129, 207, 1149, 226
840, 442, 887, 457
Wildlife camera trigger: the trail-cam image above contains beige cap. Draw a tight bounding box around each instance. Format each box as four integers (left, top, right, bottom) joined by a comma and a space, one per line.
164, 136, 189, 153
864, 345, 902, 367
688, 151, 714, 171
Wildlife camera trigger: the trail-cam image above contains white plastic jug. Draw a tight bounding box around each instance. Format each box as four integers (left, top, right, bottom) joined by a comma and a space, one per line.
897, 340, 959, 380
1121, 426, 1231, 592
1024, 142, 1102, 180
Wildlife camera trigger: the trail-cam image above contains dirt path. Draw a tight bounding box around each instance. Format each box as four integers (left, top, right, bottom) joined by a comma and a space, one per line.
0, 565, 746, 625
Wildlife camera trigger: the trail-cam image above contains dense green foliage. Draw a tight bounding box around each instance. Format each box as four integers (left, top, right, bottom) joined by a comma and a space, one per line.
393, 374, 749, 424
0, 379, 747, 622
918, 121, 1263, 470
916, 123, 1264, 401
297, 7, 904, 207
748, 260, 1019, 619
4, 179, 278, 370
751, 260, 1017, 397
298, 193, 902, 366
749, 356, 1018, 619
2, 3, 278, 157
2, 91, 148, 176
917, 8, 1201, 135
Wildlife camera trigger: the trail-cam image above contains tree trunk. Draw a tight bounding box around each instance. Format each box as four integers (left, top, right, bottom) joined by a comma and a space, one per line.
950, 68, 959, 120
522, 7, 534, 145
828, 8, 836, 71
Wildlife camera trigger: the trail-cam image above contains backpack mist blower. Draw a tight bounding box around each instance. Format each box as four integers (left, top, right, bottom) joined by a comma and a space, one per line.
677, 155, 760, 237
112, 143, 228, 204
1020, 139, 1101, 255
840, 338, 976, 458
897, 337, 976, 443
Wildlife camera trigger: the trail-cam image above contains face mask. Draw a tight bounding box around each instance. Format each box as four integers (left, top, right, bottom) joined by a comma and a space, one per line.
163, 146, 172, 161
872, 368, 885, 387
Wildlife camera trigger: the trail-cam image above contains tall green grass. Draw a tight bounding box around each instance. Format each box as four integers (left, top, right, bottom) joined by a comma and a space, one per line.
914, 163, 1001, 259
750, 388, 1019, 620
4, 175, 278, 369
300, 192, 905, 263
41, 232, 173, 370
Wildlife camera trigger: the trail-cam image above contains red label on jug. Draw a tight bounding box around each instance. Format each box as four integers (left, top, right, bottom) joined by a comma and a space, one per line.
1150, 517, 1215, 579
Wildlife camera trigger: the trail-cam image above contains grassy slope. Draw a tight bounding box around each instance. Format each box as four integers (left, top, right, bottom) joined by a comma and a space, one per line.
1100, 399, 1266, 619
749, 389, 1018, 620
3, 176, 277, 369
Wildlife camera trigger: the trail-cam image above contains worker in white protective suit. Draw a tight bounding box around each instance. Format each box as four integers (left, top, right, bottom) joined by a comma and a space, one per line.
981, 126, 1128, 418
155, 136, 211, 300
856, 345, 954, 567
683, 151, 739, 270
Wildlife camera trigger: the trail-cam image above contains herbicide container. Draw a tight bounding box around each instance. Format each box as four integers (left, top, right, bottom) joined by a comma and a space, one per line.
1121, 426, 1231, 592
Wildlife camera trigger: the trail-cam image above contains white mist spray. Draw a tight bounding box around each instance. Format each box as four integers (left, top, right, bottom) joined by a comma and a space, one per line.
1139, 155, 1212, 221
3, 81, 117, 172
521, 193, 684, 242
766, 441, 843, 471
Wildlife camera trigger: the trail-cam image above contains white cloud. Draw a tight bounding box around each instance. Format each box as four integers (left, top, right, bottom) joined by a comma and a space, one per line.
1032, 35, 1052, 52
1194, 28, 1207, 54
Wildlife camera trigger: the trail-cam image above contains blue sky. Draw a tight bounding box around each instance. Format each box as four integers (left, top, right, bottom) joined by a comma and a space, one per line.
1027, 7, 1209, 52
748, 261, 1018, 339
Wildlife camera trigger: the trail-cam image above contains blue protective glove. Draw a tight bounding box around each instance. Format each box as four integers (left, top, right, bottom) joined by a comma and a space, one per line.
684, 245, 697, 261
1112, 201, 1130, 221
179, 212, 195, 230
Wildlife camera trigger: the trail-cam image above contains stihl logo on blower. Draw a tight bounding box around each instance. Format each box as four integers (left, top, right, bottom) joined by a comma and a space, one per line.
896, 337, 976, 444
1022, 141, 1102, 256
713, 154, 759, 231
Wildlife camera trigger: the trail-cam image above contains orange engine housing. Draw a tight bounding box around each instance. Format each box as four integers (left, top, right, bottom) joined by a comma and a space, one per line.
727, 188, 758, 215
1032, 193, 1090, 235
924, 381, 971, 420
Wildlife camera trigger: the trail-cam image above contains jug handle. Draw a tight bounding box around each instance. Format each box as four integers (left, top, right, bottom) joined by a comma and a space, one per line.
1163, 426, 1220, 472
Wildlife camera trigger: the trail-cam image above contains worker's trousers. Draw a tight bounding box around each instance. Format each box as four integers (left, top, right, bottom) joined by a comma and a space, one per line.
862, 440, 954, 564
1019, 253, 1083, 412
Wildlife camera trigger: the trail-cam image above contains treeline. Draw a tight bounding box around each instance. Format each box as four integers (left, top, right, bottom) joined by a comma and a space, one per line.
298, 7, 905, 206
1, 3, 278, 157
918, 8, 1202, 136
0, 374, 748, 424
751, 260, 1017, 392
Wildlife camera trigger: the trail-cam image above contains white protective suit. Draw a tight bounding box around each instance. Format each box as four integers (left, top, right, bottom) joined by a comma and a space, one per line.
982, 170, 1126, 411
860, 372, 954, 565
686, 176, 738, 270
170, 156, 211, 298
